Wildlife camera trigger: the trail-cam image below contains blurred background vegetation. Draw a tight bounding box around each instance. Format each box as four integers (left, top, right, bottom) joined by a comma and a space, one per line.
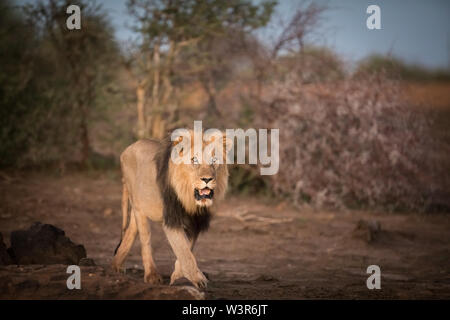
1, 0, 449, 212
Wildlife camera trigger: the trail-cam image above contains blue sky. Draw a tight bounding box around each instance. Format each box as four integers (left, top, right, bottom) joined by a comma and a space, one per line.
20, 0, 450, 69
311, 0, 450, 69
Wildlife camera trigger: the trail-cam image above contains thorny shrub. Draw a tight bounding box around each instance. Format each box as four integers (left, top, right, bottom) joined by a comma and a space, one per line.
257, 73, 449, 212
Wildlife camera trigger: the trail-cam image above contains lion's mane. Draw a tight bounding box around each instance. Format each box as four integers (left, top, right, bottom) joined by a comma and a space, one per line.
154, 136, 227, 239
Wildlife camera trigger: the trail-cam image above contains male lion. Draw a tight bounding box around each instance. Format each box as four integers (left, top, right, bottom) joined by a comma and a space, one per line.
112, 130, 230, 288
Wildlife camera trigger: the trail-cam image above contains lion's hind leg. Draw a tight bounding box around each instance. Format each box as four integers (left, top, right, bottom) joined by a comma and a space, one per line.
112, 209, 137, 272
134, 210, 163, 284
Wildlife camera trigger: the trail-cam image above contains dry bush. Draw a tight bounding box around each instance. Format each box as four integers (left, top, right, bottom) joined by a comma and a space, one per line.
257, 73, 449, 212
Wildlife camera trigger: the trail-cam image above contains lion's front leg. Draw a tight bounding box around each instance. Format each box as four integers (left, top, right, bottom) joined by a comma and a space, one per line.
170, 235, 197, 285
163, 226, 207, 289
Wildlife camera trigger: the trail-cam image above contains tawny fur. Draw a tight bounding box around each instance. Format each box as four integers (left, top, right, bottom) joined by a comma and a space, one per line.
111, 132, 229, 289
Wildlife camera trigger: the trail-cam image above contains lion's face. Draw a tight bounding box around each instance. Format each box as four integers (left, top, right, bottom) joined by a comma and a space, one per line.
168, 131, 230, 213
191, 155, 226, 207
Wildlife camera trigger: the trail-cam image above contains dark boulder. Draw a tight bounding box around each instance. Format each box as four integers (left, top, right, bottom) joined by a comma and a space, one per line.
9, 222, 86, 265
0, 233, 13, 265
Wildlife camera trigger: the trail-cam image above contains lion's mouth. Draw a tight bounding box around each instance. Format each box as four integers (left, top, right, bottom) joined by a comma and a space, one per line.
194, 187, 214, 201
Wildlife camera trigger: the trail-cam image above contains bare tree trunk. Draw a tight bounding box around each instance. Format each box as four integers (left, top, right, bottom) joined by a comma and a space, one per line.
151, 113, 166, 140
207, 77, 220, 116
151, 43, 160, 111
162, 40, 175, 106
201, 75, 220, 118
136, 80, 147, 139
80, 116, 90, 165
149, 42, 162, 139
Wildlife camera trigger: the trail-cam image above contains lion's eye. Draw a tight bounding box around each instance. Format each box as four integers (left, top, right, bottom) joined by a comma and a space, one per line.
191, 156, 199, 165
210, 157, 218, 165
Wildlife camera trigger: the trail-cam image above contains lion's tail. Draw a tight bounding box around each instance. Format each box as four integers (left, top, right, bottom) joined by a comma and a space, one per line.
114, 181, 129, 255
121, 182, 129, 236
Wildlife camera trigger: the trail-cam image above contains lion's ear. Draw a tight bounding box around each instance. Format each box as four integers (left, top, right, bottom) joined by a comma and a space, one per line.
172, 135, 184, 156
172, 135, 183, 146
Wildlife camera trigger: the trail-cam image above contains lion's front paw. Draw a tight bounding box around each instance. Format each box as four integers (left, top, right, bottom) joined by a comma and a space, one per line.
170, 260, 184, 285
170, 269, 183, 285
111, 261, 124, 273
186, 269, 208, 289
144, 272, 163, 285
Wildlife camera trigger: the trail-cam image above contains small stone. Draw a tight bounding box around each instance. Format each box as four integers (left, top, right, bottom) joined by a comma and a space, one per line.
79, 258, 96, 266
103, 208, 113, 217
256, 274, 278, 282
275, 202, 287, 211
352, 219, 381, 243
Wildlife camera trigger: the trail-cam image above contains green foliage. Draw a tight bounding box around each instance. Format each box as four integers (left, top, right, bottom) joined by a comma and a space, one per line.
0, 0, 120, 168
228, 165, 273, 197
128, 0, 276, 41
237, 99, 255, 127
0, 0, 44, 166
356, 54, 450, 82
125, 0, 277, 136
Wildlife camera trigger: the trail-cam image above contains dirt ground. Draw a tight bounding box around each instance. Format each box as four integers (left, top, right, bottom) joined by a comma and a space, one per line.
0, 171, 449, 299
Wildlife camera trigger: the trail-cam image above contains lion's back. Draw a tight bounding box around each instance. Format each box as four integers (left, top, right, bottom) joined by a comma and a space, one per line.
121, 138, 160, 163
121, 139, 163, 220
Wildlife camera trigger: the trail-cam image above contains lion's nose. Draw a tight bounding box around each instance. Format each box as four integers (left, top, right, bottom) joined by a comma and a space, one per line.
201, 177, 213, 184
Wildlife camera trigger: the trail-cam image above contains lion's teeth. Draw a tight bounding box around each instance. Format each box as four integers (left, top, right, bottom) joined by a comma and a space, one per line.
200, 189, 211, 195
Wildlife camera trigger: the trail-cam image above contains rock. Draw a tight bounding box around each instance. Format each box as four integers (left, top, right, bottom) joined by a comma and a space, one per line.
9, 222, 86, 265
153, 286, 205, 300
0, 265, 205, 299
256, 274, 278, 282
79, 258, 96, 266
103, 208, 113, 217
352, 219, 381, 243
0, 233, 13, 265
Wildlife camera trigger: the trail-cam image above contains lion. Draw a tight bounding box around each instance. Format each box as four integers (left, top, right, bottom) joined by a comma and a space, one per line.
112, 130, 230, 289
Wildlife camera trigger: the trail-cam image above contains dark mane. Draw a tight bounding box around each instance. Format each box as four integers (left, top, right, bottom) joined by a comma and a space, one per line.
154, 137, 211, 240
